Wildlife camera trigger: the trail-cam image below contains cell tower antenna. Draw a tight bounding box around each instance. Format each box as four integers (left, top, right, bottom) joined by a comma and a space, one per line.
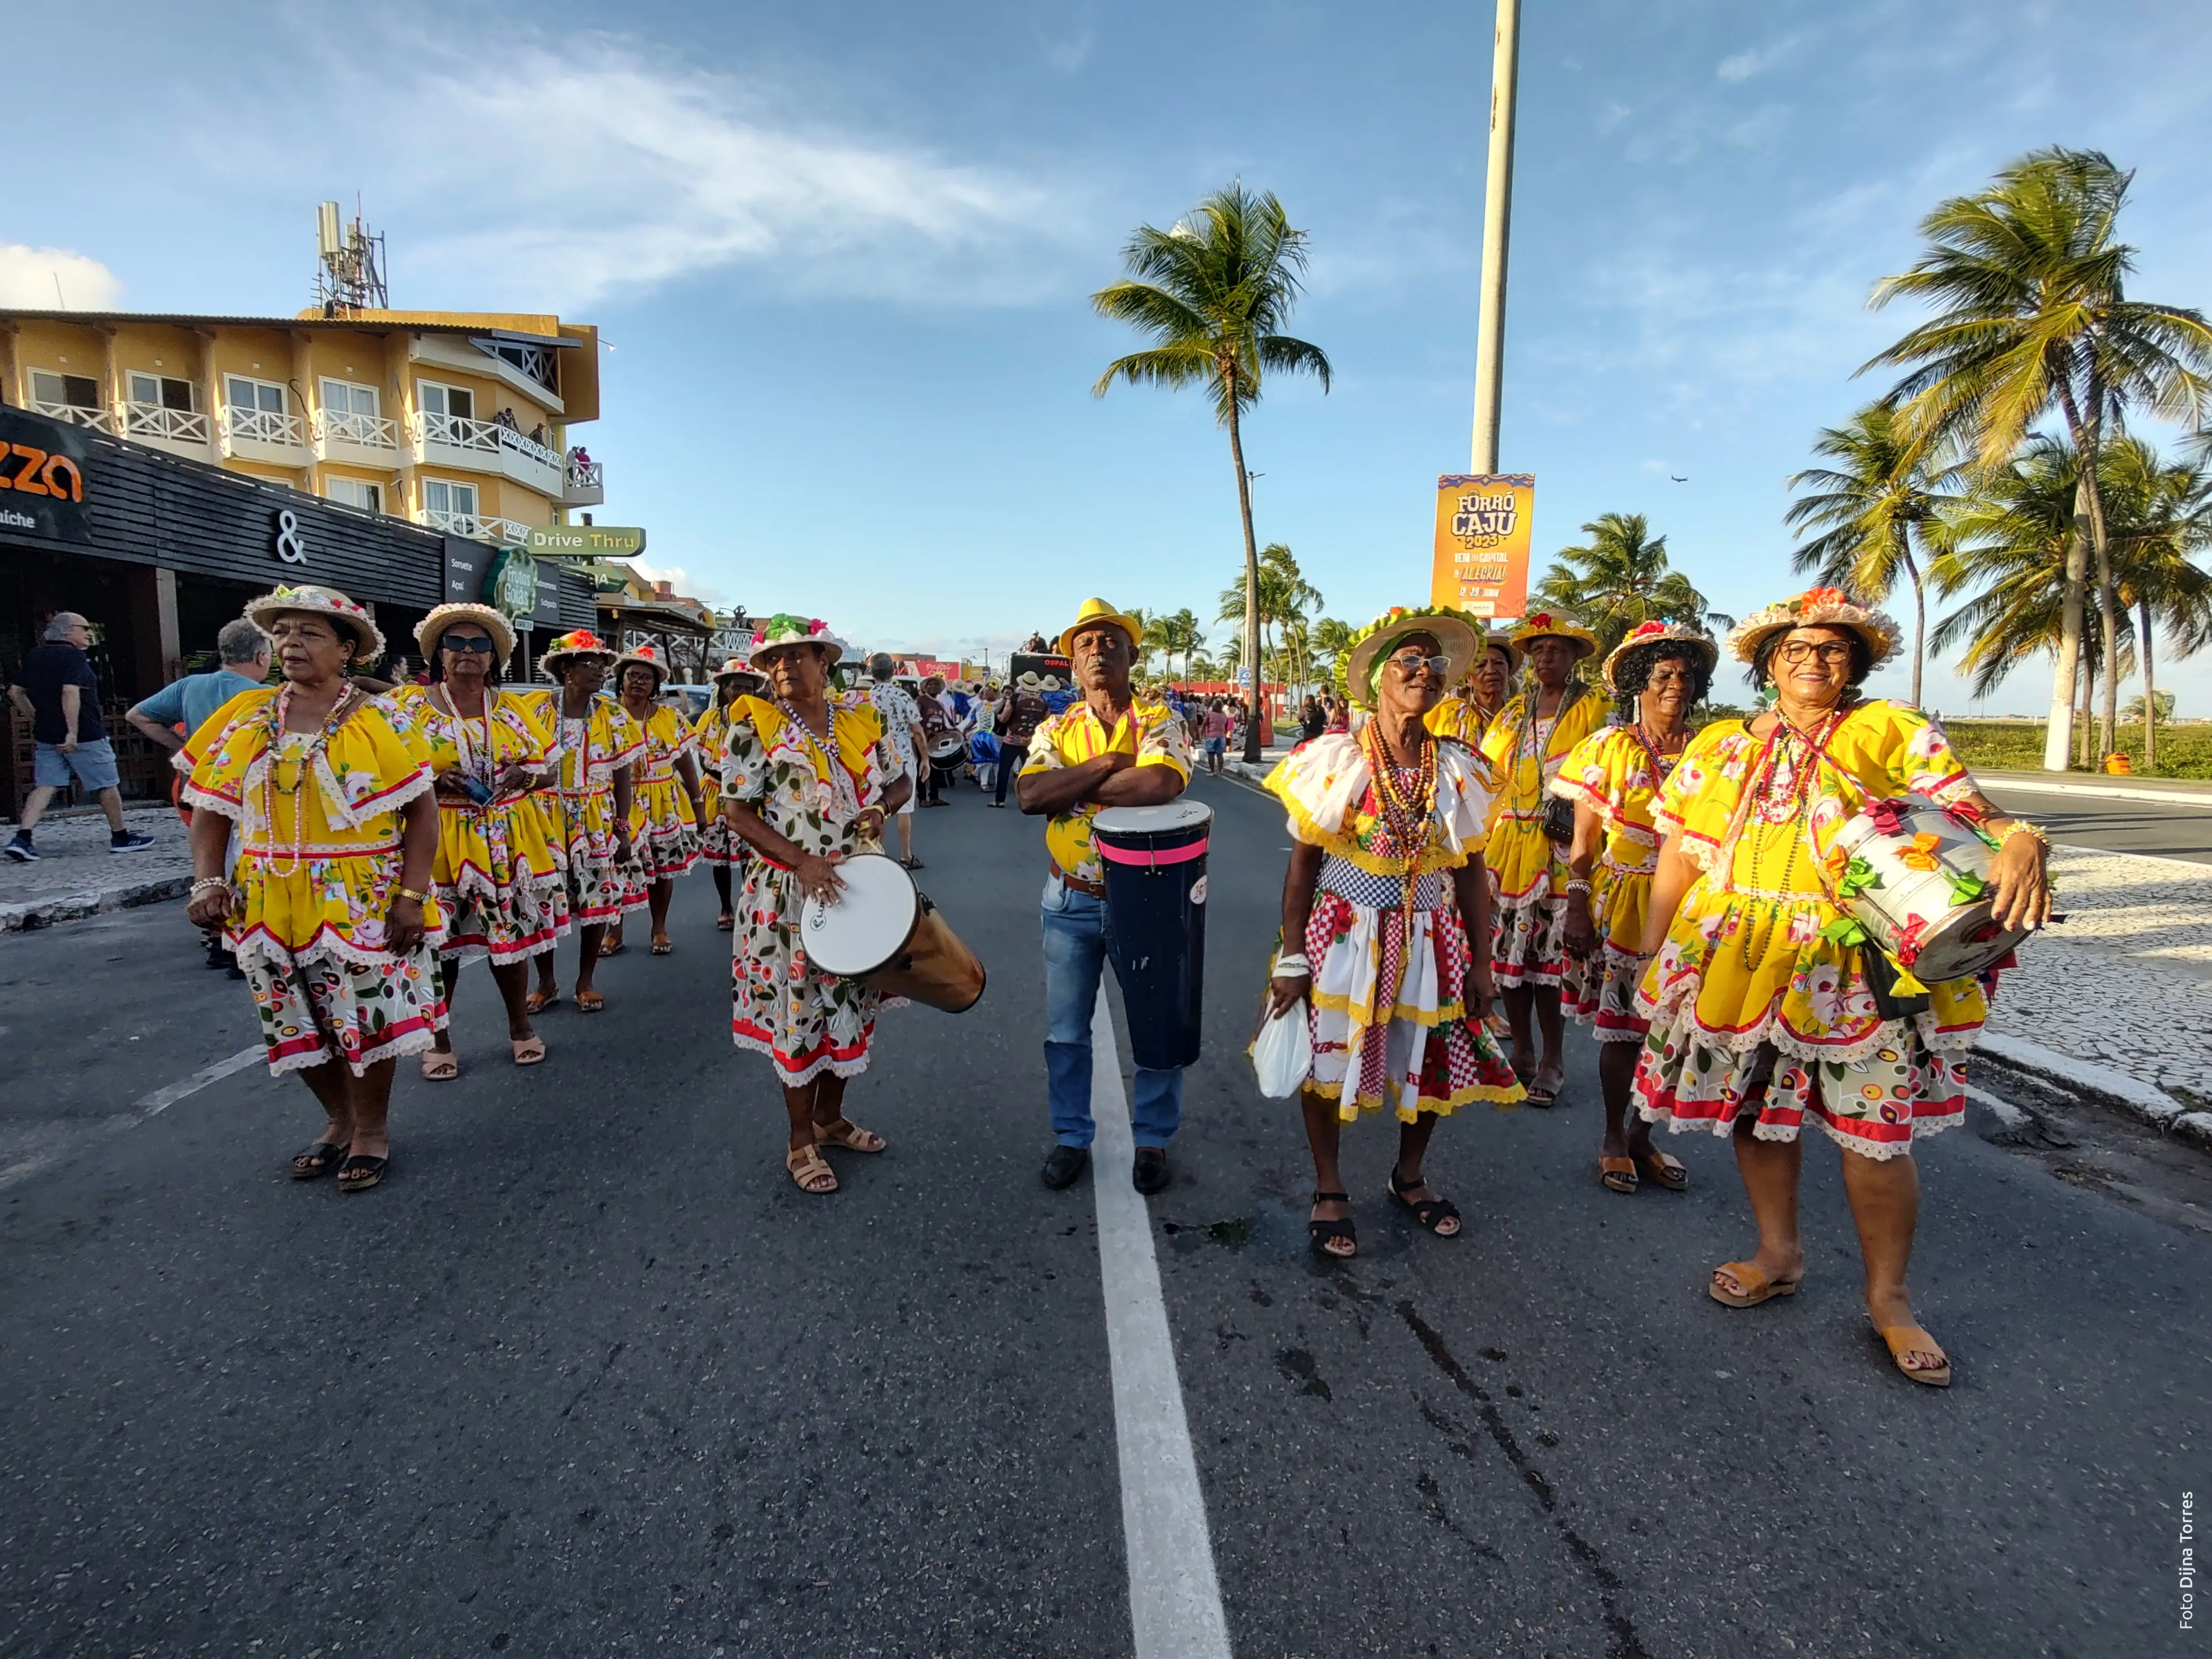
313, 199, 389, 316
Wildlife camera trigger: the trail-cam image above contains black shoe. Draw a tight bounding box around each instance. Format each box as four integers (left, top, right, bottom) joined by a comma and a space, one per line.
109, 831, 155, 853
1041, 1145, 1091, 1190
204, 941, 231, 971
3, 836, 35, 863
1133, 1147, 1171, 1196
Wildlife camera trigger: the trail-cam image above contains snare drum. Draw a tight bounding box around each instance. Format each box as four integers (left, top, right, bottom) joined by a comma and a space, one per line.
1824, 798, 2030, 983
800, 853, 986, 1013
1092, 800, 1213, 1070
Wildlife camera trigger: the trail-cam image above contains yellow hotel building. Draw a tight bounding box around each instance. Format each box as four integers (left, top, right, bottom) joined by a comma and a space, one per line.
0, 307, 604, 542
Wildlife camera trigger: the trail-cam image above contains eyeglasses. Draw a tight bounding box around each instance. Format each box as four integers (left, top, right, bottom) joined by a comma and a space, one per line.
1387, 652, 1450, 676
1776, 641, 1854, 666
441, 635, 498, 654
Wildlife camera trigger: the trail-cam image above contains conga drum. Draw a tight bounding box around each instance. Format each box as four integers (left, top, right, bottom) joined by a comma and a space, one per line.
800, 852, 987, 1013
1092, 801, 1213, 1070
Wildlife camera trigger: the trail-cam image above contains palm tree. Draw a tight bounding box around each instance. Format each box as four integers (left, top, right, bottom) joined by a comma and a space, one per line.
1865, 147, 2212, 766
1310, 616, 1355, 676
2107, 440, 2212, 770
1093, 184, 1332, 761
1218, 542, 1323, 700
1532, 512, 1715, 656
1785, 403, 1964, 706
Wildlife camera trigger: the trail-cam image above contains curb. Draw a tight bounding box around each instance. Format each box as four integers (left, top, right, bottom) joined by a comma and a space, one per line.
1974, 1031, 2211, 1149
0, 873, 193, 932
1977, 772, 2212, 808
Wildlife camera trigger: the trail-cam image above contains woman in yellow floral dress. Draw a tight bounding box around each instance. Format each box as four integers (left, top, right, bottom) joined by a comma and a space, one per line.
520, 630, 640, 1014
394, 603, 566, 1079
1424, 627, 1514, 744
696, 654, 766, 931
1552, 619, 1714, 1195
606, 643, 705, 957
1263, 607, 1525, 1259
1478, 611, 1606, 1104
180, 585, 444, 1194
719, 615, 911, 1196
1636, 588, 2052, 1385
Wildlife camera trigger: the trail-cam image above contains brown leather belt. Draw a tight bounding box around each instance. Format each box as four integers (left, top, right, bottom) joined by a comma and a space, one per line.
1054, 868, 1108, 898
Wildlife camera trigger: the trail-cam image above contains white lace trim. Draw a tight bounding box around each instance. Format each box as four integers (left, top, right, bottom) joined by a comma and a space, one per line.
264, 1020, 442, 1079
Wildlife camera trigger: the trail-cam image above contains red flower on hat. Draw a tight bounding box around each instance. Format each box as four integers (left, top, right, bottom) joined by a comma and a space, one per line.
1798, 587, 1850, 611
1525, 611, 1554, 628
1627, 620, 1667, 641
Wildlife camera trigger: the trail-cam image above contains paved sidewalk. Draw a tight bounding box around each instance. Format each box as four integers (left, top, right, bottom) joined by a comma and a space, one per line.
0, 807, 191, 931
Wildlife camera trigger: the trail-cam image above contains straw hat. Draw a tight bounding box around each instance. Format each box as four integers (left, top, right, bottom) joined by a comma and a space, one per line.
711, 654, 763, 685
242, 583, 384, 662
1016, 670, 1042, 690
749, 613, 848, 667
1600, 619, 1719, 693
1505, 609, 1600, 659
613, 641, 670, 688
414, 601, 515, 664
1335, 604, 1481, 711
539, 628, 618, 677
1056, 597, 1146, 659
1726, 586, 1901, 667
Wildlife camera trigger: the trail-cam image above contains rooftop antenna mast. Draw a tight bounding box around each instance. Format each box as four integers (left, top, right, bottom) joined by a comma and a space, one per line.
314, 199, 389, 316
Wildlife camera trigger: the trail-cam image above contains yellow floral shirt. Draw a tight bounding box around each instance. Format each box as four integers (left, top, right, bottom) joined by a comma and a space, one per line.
1018, 696, 1193, 883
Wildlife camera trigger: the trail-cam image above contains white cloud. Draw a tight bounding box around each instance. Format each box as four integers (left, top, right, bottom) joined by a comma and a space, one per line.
264, 21, 1079, 312
0, 244, 122, 309
1717, 31, 1811, 85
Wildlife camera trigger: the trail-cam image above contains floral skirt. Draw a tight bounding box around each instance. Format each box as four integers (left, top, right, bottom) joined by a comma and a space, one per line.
243, 943, 447, 1077
698, 804, 751, 869
1491, 859, 1568, 989
731, 862, 899, 1087
629, 774, 701, 883
551, 786, 640, 924
1298, 870, 1524, 1123
1564, 942, 1650, 1041
432, 801, 569, 963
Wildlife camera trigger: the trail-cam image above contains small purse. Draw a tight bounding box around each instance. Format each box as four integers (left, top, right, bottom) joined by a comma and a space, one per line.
1542, 794, 1575, 844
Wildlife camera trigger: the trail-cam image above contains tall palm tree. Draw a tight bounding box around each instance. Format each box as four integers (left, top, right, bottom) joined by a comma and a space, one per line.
1865, 146, 2212, 765
1093, 184, 1332, 761
2107, 439, 2212, 771
1532, 512, 1715, 656
1785, 403, 1964, 706
1310, 616, 1355, 675
1218, 542, 1323, 701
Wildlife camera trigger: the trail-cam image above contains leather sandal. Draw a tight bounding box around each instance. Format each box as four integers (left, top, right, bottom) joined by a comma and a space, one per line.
1875, 1323, 1952, 1387
716, 912, 735, 931
650, 934, 674, 955
524, 988, 560, 1015
786, 1144, 838, 1194
510, 1035, 546, 1066
1599, 1156, 1639, 1194
420, 1050, 460, 1082
575, 989, 606, 1013
1709, 1260, 1802, 1308
1635, 1149, 1688, 1191
1386, 1168, 1461, 1236
814, 1118, 886, 1153
290, 1140, 350, 1180
336, 1153, 389, 1193
1309, 1191, 1357, 1258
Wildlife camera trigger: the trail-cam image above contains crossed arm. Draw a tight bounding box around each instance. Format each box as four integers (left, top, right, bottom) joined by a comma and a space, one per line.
1015, 750, 1183, 816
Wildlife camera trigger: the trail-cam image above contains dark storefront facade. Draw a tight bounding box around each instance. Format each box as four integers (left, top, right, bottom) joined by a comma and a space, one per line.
1, 406, 592, 815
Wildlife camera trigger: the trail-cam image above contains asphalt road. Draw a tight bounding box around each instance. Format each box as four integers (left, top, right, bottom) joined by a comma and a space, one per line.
1981, 781, 2212, 864
2, 769, 2206, 1657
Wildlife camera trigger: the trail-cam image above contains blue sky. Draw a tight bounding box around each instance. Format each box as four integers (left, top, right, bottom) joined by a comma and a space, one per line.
8, 0, 2212, 712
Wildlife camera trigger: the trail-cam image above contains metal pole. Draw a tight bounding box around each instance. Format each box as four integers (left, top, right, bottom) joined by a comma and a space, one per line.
1469, 0, 1522, 474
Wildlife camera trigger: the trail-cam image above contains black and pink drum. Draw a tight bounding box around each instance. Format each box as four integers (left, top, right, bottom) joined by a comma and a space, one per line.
1092, 800, 1213, 1070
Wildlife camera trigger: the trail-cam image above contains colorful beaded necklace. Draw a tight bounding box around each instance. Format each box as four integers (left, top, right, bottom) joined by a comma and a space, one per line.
1360, 716, 1439, 928
260, 681, 361, 877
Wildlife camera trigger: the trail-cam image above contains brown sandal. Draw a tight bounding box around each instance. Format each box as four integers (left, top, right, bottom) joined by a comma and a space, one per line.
524, 988, 560, 1015
716, 912, 735, 931
786, 1144, 838, 1193
1875, 1323, 1952, 1387
1599, 1156, 1638, 1194
1709, 1260, 1803, 1308
1636, 1149, 1688, 1191
650, 934, 673, 955
814, 1118, 886, 1153
575, 989, 606, 1013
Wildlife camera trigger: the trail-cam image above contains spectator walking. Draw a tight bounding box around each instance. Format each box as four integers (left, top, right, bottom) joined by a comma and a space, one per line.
6, 612, 154, 860
866, 654, 930, 870
1199, 698, 1233, 776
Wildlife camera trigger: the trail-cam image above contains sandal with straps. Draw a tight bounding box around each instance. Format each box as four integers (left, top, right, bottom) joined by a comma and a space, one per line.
814, 1118, 886, 1153
1308, 1191, 1357, 1259
290, 1140, 350, 1181
1387, 1168, 1462, 1237
786, 1144, 838, 1194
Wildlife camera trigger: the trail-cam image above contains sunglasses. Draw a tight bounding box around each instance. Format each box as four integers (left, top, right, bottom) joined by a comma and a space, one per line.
1387, 652, 1450, 675
441, 635, 499, 654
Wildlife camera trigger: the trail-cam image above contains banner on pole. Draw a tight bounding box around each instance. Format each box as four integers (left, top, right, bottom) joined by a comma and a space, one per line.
1430, 473, 1534, 618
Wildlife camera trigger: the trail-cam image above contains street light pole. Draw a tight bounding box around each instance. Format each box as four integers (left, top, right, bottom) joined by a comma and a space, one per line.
1469, 0, 1522, 474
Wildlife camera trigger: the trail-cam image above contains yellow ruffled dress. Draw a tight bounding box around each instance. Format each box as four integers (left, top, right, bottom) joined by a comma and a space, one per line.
178, 688, 448, 1076
1478, 688, 1605, 987
516, 692, 646, 926
390, 686, 568, 963
693, 700, 750, 869
625, 703, 702, 885
1548, 724, 1690, 1041
1262, 731, 1526, 1121
1634, 701, 1992, 1159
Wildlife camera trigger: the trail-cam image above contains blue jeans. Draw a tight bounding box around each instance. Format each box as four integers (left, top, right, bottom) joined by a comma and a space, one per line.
1041, 874, 1184, 1149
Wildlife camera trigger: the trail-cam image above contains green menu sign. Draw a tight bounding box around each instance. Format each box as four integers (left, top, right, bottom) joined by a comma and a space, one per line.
528, 524, 647, 559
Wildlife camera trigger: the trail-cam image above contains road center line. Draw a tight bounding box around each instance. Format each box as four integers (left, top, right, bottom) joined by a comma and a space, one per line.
129, 1045, 267, 1121
1088, 990, 1233, 1659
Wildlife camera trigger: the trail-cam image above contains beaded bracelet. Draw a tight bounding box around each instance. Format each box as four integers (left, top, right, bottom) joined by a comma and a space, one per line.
1564, 878, 1593, 896
1997, 821, 2049, 851
189, 877, 230, 896
1272, 952, 1312, 977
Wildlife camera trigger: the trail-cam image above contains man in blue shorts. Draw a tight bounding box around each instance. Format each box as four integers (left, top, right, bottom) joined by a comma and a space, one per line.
6, 612, 155, 861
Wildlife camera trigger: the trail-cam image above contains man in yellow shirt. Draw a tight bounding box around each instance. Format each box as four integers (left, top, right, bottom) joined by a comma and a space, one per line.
1018, 598, 1194, 1194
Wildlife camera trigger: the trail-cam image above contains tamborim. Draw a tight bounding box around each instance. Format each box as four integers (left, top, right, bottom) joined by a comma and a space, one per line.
800, 852, 986, 1013
1092, 800, 1212, 1070
1824, 797, 2030, 983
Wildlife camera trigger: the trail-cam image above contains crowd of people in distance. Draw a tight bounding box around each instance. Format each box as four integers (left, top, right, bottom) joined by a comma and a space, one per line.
116, 575, 2057, 1389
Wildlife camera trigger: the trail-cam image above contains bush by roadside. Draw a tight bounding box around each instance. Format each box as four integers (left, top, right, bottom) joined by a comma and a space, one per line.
1941, 719, 2212, 779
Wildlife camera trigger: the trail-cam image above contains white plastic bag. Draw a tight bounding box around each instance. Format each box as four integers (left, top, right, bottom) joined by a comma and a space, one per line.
1251, 999, 1313, 1098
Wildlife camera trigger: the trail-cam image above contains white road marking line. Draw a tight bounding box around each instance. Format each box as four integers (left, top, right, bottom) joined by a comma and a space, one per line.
1088, 991, 1233, 1659
1963, 1081, 2031, 1129
129, 1045, 266, 1120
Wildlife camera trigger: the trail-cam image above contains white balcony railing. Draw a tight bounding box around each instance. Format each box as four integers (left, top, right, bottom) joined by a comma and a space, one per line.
562, 454, 605, 505
498, 424, 562, 473
313, 409, 401, 451
416, 506, 535, 546
415, 409, 503, 459
28, 399, 114, 434
224, 406, 307, 449
119, 402, 212, 445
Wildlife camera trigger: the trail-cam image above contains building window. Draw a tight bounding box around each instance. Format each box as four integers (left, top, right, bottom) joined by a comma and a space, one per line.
226, 375, 288, 416
422, 477, 478, 519
483, 340, 559, 394
417, 380, 475, 422
29, 369, 101, 410
321, 378, 380, 418
326, 477, 383, 513
128, 372, 198, 411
